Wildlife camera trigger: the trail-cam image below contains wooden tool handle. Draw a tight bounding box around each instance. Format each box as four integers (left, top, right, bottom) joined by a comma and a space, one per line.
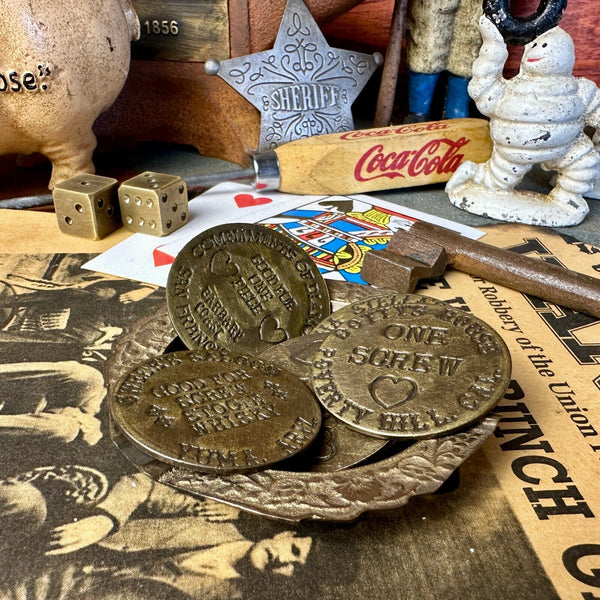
274, 118, 492, 195
412, 221, 600, 319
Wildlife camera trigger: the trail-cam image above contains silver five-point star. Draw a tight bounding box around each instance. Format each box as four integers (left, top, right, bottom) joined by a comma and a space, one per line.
205, 0, 382, 151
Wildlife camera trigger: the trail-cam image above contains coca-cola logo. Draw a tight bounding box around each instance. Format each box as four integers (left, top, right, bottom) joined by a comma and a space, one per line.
354, 137, 469, 182
340, 121, 449, 140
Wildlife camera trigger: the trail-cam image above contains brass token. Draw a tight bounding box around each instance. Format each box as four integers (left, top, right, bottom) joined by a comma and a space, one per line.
283, 411, 391, 472
105, 302, 501, 521
110, 349, 322, 473
260, 333, 390, 471
166, 223, 330, 354
325, 280, 400, 306
313, 291, 444, 336
259, 332, 328, 386
311, 293, 511, 439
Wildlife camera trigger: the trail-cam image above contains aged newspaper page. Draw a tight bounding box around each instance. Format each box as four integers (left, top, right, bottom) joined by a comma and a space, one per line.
421, 223, 600, 600
0, 210, 595, 599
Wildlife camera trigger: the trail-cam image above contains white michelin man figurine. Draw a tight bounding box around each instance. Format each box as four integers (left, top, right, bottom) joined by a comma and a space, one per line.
445, 15, 600, 227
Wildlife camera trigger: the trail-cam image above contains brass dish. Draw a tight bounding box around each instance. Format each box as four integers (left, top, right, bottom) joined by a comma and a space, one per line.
105, 303, 498, 522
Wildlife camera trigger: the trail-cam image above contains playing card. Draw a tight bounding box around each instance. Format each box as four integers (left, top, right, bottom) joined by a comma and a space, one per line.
259, 195, 460, 284
83, 183, 483, 287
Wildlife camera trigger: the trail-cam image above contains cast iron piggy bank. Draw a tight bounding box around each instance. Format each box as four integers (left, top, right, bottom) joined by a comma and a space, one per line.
1, 0, 139, 189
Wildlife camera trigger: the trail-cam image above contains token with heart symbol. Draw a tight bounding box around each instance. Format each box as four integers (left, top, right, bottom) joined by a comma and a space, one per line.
166, 223, 330, 354
310, 293, 511, 439
258, 315, 288, 344
368, 375, 418, 409
260, 333, 390, 472
209, 249, 240, 278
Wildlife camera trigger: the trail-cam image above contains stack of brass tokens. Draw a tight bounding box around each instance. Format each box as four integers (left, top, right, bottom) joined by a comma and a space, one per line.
109, 223, 512, 477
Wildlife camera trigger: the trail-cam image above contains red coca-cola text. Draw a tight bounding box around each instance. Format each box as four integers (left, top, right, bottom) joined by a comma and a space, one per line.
340, 121, 449, 141
354, 137, 469, 182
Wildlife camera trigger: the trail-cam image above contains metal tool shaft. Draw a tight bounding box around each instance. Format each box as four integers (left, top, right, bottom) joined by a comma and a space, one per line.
0, 192, 53, 209
411, 221, 600, 319
0, 167, 257, 210
374, 0, 409, 127
1, 118, 491, 209
185, 166, 256, 193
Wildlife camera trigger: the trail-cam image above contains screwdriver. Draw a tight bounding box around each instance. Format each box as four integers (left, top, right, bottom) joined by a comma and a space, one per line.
1, 118, 491, 209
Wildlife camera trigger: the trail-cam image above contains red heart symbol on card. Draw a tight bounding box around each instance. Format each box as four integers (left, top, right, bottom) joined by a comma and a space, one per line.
234, 193, 272, 208
153, 246, 175, 267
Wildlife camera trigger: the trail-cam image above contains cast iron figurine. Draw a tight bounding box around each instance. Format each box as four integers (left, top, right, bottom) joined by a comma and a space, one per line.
445, 14, 600, 227
405, 0, 482, 122
0, 0, 139, 189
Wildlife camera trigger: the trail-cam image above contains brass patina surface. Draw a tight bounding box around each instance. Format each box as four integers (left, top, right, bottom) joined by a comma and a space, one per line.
314, 292, 442, 337
131, 0, 230, 62
260, 333, 390, 472
166, 223, 330, 354
311, 293, 511, 439
259, 332, 328, 386
282, 411, 391, 473
105, 302, 502, 521
325, 279, 400, 306
110, 349, 322, 473
117, 415, 499, 522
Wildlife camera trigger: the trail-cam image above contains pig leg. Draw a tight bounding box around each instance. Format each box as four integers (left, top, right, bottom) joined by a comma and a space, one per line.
43, 127, 98, 189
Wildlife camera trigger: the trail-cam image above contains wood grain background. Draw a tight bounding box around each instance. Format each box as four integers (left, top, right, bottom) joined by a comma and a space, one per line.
324, 0, 598, 78
323, 0, 599, 121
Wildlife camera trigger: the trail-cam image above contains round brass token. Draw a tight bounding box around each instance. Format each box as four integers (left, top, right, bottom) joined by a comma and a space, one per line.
166, 223, 331, 354
110, 349, 322, 473
310, 293, 511, 439
313, 291, 444, 336
260, 333, 390, 472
